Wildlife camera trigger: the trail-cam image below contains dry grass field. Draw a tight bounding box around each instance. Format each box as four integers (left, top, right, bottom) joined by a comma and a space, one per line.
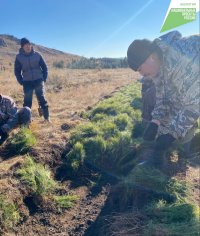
0, 66, 138, 146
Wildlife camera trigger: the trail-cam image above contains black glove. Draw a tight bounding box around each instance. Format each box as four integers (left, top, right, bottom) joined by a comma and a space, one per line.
156, 134, 176, 150
143, 122, 158, 141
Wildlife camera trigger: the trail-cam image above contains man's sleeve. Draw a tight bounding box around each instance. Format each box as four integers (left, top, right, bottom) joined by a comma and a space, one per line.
14, 58, 23, 85
39, 55, 48, 81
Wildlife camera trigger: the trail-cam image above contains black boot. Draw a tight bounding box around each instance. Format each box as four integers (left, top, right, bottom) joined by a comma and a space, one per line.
42, 106, 51, 122
0, 129, 8, 145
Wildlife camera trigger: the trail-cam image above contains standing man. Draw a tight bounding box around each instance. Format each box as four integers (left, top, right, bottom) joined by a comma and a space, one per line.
14, 37, 50, 122
127, 31, 199, 164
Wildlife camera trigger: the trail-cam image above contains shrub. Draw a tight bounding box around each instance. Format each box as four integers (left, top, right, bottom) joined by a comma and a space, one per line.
0, 195, 20, 229
53, 60, 64, 68
16, 156, 56, 196
7, 127, 36, 154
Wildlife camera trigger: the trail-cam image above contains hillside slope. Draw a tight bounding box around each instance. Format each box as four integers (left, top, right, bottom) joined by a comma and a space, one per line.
0, 34, 80, 70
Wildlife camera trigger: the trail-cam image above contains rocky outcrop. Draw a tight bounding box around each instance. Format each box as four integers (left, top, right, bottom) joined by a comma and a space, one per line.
0, 38, 7, 47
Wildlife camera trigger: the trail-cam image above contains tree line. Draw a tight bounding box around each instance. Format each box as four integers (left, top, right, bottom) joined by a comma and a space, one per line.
53, 57, 128, 69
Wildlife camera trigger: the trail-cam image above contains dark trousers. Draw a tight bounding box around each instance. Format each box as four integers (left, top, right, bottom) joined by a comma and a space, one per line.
23, 80, 49, 119
141, 80, 156, 122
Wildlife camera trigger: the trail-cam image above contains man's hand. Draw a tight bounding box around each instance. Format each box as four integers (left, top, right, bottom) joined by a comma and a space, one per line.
143, 122, 158, 141
156, 134, 176, 150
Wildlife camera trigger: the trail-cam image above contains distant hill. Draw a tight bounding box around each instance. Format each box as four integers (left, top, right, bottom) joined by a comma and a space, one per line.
0, 34, 128, 71
0, 34, 80, 70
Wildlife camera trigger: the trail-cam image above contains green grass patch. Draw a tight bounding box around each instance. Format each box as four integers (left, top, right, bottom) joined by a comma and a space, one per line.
66, 142, 85, 171
65, 83, 143, 177
7, 127, 36, 154
125, 165, 169, 192
0, 194, 20, 229
54, 195, 79, 209
16, 156, 56, 196
144, 200, 199, 236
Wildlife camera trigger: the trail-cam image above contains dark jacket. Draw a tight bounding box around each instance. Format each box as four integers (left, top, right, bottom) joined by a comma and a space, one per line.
14, 48, 48, 85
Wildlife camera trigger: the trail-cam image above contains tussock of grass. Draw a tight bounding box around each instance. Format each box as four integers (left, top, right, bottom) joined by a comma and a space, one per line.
166, 177, 190, 201
70, 123, 100, 145
144, 200, 199, 236
65, 83, 143, 177
66, 142, 85, 171
146, 200, 199, 223
99, 121, 120, 139
114, 113, 132, 131
0, 194, 20, 229
7, 127, 36, 154
126, 165, 169, 192
83, 136, 106, 162
16, 156, 56, 196
54, 195, 79, 209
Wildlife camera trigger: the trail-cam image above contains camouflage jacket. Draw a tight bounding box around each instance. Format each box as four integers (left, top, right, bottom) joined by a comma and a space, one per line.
151, 31, 200, 139
0, 95, 18, 124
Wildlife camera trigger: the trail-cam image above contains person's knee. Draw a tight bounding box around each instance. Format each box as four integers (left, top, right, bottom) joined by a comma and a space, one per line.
23, 98, 32, 108
19, 107, 32, 124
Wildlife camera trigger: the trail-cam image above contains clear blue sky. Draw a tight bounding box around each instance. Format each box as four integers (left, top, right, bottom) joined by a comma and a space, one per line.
0, 0, 199, 57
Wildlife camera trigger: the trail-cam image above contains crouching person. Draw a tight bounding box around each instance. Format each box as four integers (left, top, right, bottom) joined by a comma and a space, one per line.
0, 95, 31, 145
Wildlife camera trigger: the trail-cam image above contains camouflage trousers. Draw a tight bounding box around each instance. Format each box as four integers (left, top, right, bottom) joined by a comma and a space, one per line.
0, 107, 31, 134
